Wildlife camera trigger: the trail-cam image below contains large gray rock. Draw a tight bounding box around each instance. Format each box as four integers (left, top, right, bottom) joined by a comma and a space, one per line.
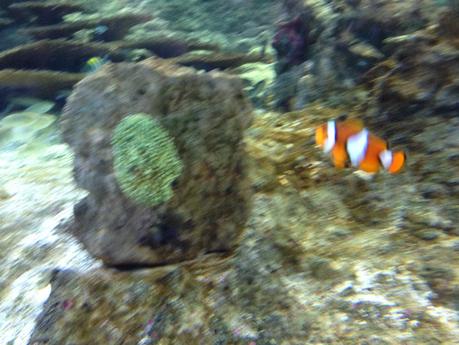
61, 58, 252, 267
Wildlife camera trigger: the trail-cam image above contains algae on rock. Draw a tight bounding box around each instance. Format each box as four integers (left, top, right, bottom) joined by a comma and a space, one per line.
112, 113, 183, 207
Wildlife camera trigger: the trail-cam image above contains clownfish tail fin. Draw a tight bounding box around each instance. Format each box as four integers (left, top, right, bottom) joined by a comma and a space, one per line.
388, 151, 406, 174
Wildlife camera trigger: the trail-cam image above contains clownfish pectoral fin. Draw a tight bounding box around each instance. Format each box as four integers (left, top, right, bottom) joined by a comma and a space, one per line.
359, 157, 381, 173
388, 151, 405, 174
332, 145, 348, 169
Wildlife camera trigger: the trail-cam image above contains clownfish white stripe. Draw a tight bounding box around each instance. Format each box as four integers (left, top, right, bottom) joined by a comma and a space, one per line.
379, 150, 393, 171
347, 129, 369, 167
323, 120, 336, 153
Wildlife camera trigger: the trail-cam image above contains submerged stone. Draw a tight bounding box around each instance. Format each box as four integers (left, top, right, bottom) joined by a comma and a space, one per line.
414, 229, 441, 241
61, 58, 253, 267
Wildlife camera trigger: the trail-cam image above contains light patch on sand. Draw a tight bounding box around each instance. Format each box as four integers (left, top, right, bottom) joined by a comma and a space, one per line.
0, 139, 99, 345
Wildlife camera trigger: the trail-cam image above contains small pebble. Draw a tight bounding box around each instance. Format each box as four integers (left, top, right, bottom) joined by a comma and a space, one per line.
414, 229, 440, 241
420, 184, 445, 199
0, 188, 11, 200
61, 299, 74, 310
137, 337, 153, 345
338, 284, 355, 297
330, 227, 352, 238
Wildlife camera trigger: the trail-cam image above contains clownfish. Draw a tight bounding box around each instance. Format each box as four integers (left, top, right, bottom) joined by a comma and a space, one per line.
315, 118, 405, 174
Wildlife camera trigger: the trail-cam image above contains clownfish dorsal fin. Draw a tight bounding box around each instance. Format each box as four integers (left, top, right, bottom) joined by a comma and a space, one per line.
385, 139, 391, 150
336, 113, 348, 122
342, 118, 364, 130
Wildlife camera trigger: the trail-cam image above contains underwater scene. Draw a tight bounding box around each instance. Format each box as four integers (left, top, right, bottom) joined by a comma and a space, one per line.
0, 0, 458, 344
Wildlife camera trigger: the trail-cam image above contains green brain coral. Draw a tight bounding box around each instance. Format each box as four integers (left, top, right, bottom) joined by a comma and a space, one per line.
112, 113, 183, 206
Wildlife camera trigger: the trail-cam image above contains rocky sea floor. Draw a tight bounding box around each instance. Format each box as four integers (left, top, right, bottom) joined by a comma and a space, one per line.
0, 106, 458, 344
0, 137, 98, 344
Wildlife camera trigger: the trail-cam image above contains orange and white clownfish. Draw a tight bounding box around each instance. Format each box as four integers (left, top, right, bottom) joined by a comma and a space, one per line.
315, 118, 405, 174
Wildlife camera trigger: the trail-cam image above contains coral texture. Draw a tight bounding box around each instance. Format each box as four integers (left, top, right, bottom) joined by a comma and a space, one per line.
272, 15, 310, 73
112, 113, 183, 206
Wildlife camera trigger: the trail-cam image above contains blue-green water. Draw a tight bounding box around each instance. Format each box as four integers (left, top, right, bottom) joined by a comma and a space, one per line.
0, 1, 458, 344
